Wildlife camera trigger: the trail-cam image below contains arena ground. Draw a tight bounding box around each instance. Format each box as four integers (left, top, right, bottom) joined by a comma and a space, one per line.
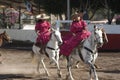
0, 48, 120, 80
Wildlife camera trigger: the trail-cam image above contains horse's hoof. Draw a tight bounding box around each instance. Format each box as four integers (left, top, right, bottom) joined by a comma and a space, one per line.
75, 65, 79, 69
58, 73, 62, 78
66, 75, 69, 80
46, 73, 50, 77
66, 75, 74, 80
95, 65, 101, 69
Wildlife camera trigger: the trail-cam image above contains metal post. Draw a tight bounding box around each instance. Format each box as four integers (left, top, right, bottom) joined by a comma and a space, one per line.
18, 6, 21, 29
67, 0, 70, 20
2, 8, 6, 28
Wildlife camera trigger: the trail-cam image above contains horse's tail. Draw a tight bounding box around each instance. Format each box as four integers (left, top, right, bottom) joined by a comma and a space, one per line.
77, 47, 84, 62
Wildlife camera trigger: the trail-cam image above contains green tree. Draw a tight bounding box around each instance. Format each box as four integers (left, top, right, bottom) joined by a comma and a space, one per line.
33, 0, 109, 21
108, 0, 120, 14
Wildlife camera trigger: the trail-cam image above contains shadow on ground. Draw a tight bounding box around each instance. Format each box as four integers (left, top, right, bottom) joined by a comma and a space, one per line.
0, 74, 32, 79
1, 40, 34, 50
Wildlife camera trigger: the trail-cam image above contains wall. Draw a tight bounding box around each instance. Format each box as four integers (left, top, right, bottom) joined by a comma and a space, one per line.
0, 24, 120, 51
0, 29, 37, 42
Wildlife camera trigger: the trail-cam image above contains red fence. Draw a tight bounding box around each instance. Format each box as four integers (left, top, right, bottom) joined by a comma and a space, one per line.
99, 34, 120, 51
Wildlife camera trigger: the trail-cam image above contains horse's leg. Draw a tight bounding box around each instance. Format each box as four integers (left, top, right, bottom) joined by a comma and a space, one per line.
41, 57, 50, 76
94, 64, 101, 69
93, 53, 101, 69
56, 51, 62, 78
66, 56, 74, 80
0, 54, 3, 64
92, 53, 99, 80
73, 49, 80, 69
40, 44, 46, 54
34, 54, 41, 74
49, 52, 61, 78
75, 61, 80, 68
37, 59, 40, 73
86, 60, 98, 80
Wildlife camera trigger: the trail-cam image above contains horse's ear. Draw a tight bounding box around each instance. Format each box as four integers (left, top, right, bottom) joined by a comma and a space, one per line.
94, 25, 97, 29
101, 28, 105, 32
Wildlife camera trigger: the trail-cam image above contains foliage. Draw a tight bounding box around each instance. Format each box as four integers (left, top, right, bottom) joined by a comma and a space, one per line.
43, 0, 66, 15
108, 0, 120, 14
34, 0, 120, 21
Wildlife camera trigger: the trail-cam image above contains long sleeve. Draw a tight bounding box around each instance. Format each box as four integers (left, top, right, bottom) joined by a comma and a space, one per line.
35, 23, 40, 31
70, 22, 76, 33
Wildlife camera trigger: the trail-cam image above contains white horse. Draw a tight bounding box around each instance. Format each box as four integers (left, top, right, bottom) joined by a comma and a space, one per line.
32, 28, 63, 77
64, 26, 108, 80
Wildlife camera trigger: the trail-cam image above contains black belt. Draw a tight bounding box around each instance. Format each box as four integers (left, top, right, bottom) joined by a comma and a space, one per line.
46, 46, 59, 50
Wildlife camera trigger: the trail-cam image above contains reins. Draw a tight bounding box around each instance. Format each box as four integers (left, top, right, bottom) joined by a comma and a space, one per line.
82, 29, 103, 54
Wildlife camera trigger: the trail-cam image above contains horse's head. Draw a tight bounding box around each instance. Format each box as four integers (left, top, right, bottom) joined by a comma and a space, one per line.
51, 28, 63, 46
94, 25, 106, 47
0, 31, 11, 43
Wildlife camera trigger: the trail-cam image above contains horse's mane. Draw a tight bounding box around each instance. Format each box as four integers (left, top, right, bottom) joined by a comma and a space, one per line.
83, 30, 95, 47
101, 28, 108, 43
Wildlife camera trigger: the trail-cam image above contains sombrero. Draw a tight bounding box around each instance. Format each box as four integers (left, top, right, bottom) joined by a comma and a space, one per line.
71, 13, 79, 20
36, 14, 50, 19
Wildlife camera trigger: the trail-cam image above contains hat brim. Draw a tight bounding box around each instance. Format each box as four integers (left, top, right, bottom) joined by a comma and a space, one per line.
38, 17, 50, 19
36, 15, 50, 19
71, 14, 79, 20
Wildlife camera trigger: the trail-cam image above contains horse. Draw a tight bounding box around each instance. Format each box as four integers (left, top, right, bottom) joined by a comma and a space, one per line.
0, 31, 11, 64
0, 31, 11, 46
64, 26, 108, 80
32, 28, 63, 77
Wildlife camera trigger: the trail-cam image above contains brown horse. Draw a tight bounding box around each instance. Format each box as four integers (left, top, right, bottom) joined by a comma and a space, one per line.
0, 31, 11, 64
0, 31, 11, 46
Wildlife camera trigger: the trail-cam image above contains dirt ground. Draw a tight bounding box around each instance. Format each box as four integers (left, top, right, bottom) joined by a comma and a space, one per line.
0, 48, 120, 80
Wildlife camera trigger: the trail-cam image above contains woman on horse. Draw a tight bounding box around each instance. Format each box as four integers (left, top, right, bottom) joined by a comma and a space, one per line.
60, 10, 91, 56
35, 13, 51, 53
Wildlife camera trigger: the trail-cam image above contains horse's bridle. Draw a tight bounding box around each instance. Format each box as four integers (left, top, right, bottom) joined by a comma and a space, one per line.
94, 29, 104, 48
94, 29, 103, 42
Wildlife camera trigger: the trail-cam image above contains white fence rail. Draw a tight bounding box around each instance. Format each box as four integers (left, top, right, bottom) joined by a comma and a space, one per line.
0, 29, 37, 42
0, 24, 120, 43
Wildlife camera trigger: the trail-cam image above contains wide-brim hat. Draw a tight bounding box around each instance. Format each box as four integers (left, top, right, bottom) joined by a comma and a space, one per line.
36, 13, 50, 19
71, 13, 79, 20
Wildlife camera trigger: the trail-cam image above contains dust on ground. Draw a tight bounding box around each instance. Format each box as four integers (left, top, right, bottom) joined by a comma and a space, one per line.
0, 48, 120, 80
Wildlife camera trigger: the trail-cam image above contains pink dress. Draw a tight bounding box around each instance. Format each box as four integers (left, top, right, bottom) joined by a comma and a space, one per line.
60, 20, 91, 56
35, 21, 51, 45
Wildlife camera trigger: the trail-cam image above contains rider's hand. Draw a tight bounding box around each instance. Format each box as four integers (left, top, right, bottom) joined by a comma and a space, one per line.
73, 33, 76, 36
36, 31, 40, 35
